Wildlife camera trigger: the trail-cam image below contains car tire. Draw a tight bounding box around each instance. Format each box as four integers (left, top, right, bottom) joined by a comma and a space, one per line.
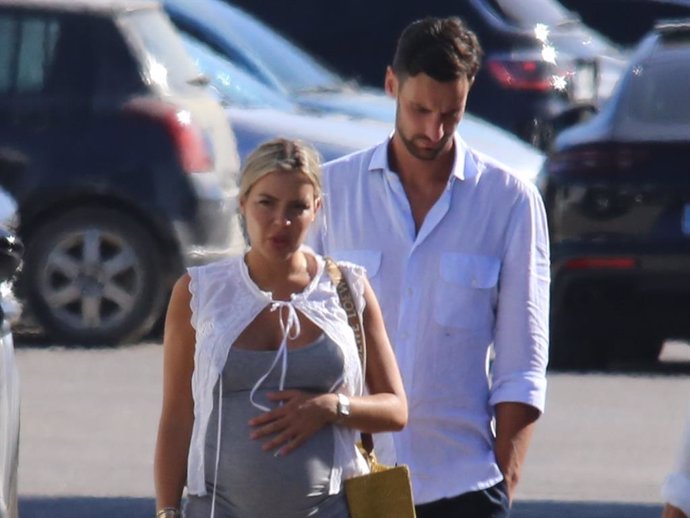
23, 207, 167, 346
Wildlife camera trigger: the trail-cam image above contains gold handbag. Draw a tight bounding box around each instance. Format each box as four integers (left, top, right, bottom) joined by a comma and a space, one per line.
325, 258, 416, 518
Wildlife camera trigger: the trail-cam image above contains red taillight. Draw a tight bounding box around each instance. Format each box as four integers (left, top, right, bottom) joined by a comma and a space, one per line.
486, 58, 552, 91
123, 97, 213, 173
548, 145, 650, 177
564, 257, 636, 270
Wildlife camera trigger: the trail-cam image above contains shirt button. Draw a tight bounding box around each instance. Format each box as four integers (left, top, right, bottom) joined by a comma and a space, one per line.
406, 287, 413, 296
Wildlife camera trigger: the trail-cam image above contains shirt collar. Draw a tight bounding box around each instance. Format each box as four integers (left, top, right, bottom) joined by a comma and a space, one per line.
367, 132, 479, 183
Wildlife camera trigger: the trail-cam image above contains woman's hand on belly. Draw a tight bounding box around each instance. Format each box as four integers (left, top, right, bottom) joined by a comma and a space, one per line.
249, 390, 337, 457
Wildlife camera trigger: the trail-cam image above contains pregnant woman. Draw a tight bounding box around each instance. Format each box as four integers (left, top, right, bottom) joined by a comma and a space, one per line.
153, 138, 407, 518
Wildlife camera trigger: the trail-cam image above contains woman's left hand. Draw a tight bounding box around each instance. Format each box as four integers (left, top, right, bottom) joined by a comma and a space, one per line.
248, 390, 336, 456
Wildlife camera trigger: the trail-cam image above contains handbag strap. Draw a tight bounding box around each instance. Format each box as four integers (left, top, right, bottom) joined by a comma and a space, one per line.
325, 257, 375, 455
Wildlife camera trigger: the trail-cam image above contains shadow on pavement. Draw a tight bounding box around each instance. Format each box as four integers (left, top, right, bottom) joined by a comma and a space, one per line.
20, 497, 663, 518
19, 497, 154, 518
514, 500, 662, 517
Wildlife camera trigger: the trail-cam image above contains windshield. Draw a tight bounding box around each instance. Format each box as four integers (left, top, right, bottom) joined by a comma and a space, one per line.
181, 33, 294, 110
484, 0, 576, 28
166, 0, 343, 93
120, 8, 203, 93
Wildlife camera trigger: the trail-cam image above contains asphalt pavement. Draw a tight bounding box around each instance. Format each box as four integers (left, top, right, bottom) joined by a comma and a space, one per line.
14, 339, 690, 518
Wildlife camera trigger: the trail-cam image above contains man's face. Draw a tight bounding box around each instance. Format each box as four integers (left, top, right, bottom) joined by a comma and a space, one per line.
386, 69, 472, 162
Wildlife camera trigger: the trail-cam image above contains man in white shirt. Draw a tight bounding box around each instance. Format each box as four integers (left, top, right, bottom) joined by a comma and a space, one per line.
310, 16, 550, 517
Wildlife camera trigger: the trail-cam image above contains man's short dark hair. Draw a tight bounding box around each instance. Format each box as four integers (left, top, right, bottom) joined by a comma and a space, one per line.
392, 17, 483, 83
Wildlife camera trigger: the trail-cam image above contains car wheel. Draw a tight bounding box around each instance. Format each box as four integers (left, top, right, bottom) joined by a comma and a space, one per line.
23, 207, 167, 346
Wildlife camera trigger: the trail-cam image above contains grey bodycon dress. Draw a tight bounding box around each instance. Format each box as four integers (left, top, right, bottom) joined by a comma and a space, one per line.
184, 334, 351, 518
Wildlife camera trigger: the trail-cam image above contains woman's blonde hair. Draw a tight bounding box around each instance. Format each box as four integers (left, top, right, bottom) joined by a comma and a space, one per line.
239, 138, 322, 199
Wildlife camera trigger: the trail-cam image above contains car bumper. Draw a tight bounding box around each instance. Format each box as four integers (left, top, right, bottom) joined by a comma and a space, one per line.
552, 246, 690, 336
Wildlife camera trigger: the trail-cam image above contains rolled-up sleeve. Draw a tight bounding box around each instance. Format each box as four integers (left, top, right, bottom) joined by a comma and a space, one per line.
489, 184, 550, 413
661, 409, 690, 515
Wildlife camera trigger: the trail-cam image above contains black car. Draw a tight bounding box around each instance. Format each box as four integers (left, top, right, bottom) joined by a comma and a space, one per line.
539, 20, 690, 368
560, 0, 690, 47
227, 0, 627, 149
0, 0, 244, 345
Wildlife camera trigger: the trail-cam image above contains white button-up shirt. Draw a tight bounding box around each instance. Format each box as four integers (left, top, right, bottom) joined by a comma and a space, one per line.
310, 135, 550, 504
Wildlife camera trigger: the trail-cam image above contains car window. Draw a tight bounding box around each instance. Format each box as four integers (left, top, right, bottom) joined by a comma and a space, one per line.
16, 17, 60, 94
623, 59, 690, 125
485, 0, 575, 28
0, 14, 61, 95
119, 8, 205, 94
181, 33, 294, 110
0, 16, 17, 94
165, 0, 343, 94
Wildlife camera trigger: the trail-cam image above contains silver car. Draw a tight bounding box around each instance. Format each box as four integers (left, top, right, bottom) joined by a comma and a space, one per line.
0, 167, 23, 518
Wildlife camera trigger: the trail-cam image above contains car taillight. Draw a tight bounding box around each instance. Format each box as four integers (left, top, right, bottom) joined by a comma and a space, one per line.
548, 144, 650, 177
564, 257, 636, 270
486, 58, 553, 91
123, 97, 214, 174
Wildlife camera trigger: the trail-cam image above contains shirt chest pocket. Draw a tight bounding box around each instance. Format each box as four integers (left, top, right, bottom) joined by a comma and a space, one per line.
434, 253, 501, 329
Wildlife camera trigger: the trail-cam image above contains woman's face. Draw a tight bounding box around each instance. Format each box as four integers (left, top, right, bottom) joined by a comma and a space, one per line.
240, 170, 320, 260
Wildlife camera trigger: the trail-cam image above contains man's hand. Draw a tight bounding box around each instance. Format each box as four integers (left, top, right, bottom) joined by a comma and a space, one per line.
662, 504, 689, 518
494, 401, 541, 503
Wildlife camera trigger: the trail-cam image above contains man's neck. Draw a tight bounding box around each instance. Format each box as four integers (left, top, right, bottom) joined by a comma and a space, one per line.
387, 136, 456, 233
388, 136, 455, 189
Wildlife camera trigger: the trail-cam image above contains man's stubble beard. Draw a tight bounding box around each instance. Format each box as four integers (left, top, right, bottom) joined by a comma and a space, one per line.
395, 108, 452, 162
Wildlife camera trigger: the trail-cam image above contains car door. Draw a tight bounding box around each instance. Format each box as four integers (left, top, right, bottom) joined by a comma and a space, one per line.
0, 11, 97, 204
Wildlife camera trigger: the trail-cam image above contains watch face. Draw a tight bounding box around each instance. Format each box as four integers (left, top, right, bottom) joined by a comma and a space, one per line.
338, 393, 351, 417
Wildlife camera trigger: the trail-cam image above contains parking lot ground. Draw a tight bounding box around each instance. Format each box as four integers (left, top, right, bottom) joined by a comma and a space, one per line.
14, 340, 690, 518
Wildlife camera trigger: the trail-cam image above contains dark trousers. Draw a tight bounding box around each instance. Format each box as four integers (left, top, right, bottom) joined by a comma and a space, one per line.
414, 481, 510, 518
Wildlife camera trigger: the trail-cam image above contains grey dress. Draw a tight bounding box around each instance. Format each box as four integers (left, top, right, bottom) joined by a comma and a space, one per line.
184, 334, 351, 518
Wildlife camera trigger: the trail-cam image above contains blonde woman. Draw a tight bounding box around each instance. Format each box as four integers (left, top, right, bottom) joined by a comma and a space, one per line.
154, 138, 407, 518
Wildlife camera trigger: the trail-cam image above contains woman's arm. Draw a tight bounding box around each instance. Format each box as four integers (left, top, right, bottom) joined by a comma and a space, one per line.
154, 274, 196, 511
250, 276, 407, 456
344, 275, 407, 432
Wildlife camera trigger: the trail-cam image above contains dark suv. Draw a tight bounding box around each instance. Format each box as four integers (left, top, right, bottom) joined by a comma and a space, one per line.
227, 0, 626, 149
560, 0, 690, 47
0, 0, 244, 345
539, 20, 690, 368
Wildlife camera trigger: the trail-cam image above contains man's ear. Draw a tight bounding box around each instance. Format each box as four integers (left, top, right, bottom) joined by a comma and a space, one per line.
384, 66, 398, 98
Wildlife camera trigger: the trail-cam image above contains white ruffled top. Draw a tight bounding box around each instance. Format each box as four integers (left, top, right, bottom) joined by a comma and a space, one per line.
185, 250, 369, 497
